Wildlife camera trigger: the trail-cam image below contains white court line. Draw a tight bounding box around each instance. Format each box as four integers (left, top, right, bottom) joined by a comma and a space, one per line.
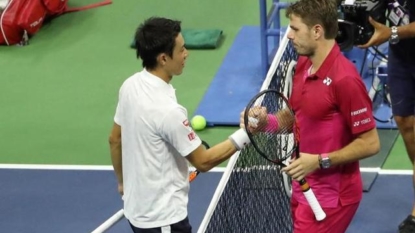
0, 164, 114, 170
0, 164, 412, 175
360, 167, 414, 175
0, 164, 227, 171
360, 167, 381, 173
378, 169, 413, 175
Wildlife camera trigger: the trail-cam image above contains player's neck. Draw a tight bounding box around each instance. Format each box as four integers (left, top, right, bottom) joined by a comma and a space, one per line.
309, 40, 335, 74
147, 67, 172, 84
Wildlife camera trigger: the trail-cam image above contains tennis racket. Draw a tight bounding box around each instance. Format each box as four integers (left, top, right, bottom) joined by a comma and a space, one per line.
188, 140, 210, 182
244, 89, 326, 221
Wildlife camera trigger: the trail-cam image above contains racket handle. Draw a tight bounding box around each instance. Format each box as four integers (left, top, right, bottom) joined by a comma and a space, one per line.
189, 170, 200, 182
299, 179, 326, 221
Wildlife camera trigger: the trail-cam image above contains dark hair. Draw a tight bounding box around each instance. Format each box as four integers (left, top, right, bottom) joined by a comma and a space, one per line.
134, 17, 181, 69
286, 0, 338, 39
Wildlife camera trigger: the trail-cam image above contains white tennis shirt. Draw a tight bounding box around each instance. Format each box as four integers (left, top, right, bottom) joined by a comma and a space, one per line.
114, 69, 201, 228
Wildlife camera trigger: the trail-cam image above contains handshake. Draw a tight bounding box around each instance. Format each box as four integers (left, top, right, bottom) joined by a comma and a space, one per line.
229, 107, 280, 150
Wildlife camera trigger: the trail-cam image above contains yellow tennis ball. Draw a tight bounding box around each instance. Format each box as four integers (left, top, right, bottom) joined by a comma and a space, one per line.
191, 115, 207, 131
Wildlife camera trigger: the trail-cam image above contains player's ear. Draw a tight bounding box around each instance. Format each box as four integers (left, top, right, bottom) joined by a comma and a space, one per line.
313, 25, 323, 39
157, 53, 168, 66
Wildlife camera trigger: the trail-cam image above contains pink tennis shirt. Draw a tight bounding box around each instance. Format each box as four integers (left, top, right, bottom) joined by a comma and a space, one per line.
289, 44, 376, 208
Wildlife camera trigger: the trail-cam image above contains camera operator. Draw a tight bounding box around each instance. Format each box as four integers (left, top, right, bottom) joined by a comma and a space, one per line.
359, 1, 415, 233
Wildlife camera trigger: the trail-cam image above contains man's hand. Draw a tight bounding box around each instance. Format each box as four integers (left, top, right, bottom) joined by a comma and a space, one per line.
358, 17, 391, 48
282, 153, 320, 181
240, 107, 268, 133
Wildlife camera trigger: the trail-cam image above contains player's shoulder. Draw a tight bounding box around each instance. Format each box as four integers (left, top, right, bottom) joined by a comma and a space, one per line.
158, 104, 189, 130
164, 104, 188, 119
122, 71, 142, 86
120, 72, 140, 88
118, 72, 142, 93
331, 67, 366, 92
331, 54, 361, 81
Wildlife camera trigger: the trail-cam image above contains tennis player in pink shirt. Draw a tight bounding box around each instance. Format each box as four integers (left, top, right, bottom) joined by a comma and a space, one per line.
280, 0, 380, 232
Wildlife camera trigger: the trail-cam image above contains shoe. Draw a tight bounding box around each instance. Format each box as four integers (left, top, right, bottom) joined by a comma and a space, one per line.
399, 215, 415, 233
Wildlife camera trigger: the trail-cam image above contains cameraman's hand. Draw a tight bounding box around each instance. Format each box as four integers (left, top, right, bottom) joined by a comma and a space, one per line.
358, 17, 391, 48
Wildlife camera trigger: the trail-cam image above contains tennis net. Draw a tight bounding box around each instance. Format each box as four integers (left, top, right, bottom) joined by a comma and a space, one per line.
197, 27, 298, 233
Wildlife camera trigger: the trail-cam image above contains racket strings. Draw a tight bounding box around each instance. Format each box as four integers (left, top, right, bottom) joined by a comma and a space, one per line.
246, 91, 296, 163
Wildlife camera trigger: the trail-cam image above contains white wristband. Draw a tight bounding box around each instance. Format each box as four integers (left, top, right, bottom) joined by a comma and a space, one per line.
229, 128, 250, 150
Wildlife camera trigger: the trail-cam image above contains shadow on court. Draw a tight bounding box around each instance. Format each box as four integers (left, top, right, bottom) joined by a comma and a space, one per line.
0, 169, 411, 233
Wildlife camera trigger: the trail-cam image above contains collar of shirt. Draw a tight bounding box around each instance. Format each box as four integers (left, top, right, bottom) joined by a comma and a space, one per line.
142, 69, 177, 100
304, 43, 341, 81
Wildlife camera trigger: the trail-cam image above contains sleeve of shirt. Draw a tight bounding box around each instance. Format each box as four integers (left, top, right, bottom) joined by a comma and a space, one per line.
159, 106, 202, 157
113, 88, 123, 126
114, 102, 122, 126
335, 76, 376, 135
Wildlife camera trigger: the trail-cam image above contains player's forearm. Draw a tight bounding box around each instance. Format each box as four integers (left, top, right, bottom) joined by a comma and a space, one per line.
110, 142, 123, 184
397, 22, 415, 39
199, 140, 237, 172
326, 128, 380, 166
275, 108, 295, 132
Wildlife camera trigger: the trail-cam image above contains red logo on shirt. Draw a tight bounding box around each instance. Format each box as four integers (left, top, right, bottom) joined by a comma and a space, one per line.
188, 132, 196, 141
183, 120, 189, 127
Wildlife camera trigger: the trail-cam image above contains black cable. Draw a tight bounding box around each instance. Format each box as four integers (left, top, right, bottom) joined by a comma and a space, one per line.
370, 49, 380, 92
372, 46, 388, 61
360, 48, 369, 77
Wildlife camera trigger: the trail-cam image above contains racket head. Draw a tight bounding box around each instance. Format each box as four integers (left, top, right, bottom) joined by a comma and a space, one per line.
188, 140, 210, 182
243, 89, 298, 164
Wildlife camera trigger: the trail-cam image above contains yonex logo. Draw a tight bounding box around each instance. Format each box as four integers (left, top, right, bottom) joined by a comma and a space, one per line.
323, 77, 332, 86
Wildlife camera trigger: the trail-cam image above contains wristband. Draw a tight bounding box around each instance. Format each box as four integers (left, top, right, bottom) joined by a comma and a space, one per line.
264, 114, 279, 133
229, 128, 250, 150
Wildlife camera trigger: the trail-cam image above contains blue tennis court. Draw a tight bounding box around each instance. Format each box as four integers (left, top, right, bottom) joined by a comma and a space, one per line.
0, 166, 411, 233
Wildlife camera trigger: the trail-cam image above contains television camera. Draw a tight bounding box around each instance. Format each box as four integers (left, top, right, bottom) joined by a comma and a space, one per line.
336, 0, 388, 51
